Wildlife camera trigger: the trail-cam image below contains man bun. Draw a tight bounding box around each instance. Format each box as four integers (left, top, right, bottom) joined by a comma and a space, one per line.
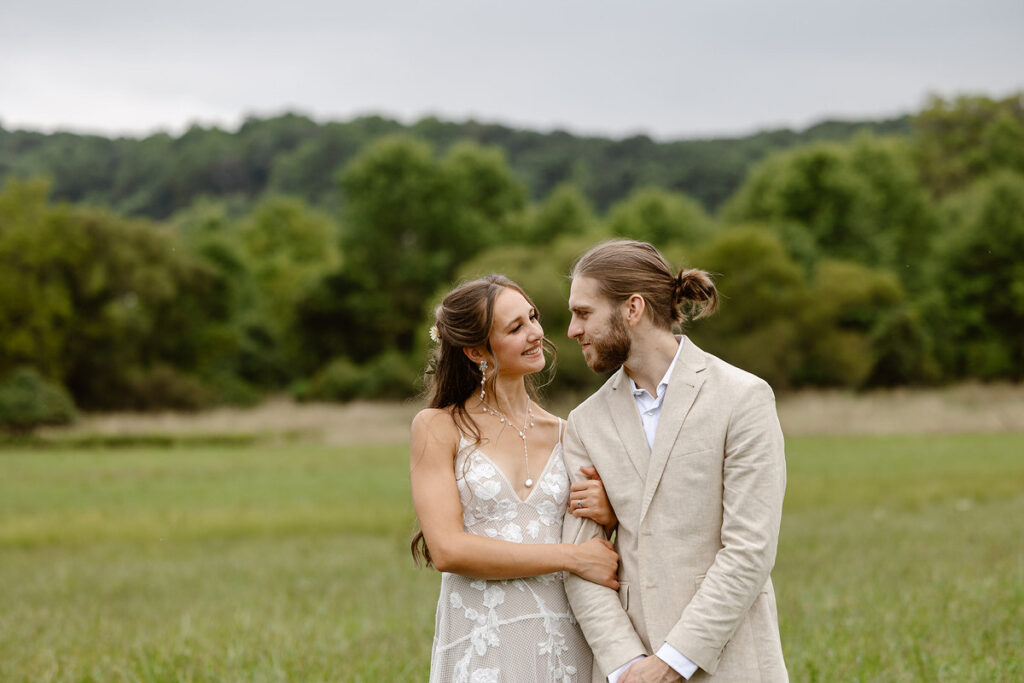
674, 268, 718, 320
572, 239, 718, 328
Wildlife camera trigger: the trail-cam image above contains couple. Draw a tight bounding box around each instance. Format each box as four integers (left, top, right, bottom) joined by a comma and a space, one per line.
410, 240, 788, 682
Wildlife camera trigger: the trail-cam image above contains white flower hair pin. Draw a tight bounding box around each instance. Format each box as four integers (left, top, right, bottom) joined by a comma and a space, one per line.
429, 324, 440, 343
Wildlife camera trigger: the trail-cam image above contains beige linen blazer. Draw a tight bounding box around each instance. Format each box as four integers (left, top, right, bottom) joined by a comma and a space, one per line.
562, 337, 787, 682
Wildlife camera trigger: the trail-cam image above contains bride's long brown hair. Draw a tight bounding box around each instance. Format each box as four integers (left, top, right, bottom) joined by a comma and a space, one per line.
411, 274, 556, 567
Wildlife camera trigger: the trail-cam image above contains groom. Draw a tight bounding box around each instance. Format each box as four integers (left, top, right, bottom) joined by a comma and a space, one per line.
562, 240, 788, 682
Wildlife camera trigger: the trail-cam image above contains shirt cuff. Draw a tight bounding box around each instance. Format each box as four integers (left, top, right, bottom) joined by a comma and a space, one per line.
656, 643, 699, 679
607, 655, 646, 683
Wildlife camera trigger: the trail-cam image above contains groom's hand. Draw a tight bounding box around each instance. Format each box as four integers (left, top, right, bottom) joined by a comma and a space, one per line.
620, 655, 682, 683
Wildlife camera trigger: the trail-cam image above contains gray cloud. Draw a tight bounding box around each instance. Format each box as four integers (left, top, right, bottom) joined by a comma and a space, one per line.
2, 0, 1022, 138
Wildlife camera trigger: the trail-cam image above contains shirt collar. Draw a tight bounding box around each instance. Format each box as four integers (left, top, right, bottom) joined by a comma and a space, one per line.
628, 335, 684, 400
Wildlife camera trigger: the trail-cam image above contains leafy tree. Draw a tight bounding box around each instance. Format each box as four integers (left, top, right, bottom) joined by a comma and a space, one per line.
0, 178, 79, 380
724, 136, 940, 288
236, 197, 341, 381
521, 184, 600, 244
846, 137, 940, 291
796, 260, 905, 388
932, 171, 1024, 379
240, 198, 340, 324
337, 136, 526, 356
688, 227, 806, 389
6, 132, 118, 205
0, 177, 229, 408
267, 116, 405, 209
914, 93, 1024, 197
111, 133, 178, 216
0, 367, 76, 434
298, 350, 420, 402
167, 200, 261, 395
442, 141, 527, 242
724, 142, 880, 264
607, 187, 712, 247
865, 306, 939, 387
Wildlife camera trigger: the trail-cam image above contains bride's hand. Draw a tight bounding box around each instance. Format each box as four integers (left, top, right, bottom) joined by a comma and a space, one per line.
568, 466, 618, 531
570, 537, 620, 589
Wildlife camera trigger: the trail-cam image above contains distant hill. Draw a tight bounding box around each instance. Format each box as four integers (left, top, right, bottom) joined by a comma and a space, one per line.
0, 112, 911, 219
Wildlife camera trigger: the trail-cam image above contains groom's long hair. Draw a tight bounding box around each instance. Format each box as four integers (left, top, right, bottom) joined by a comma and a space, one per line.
411, 274, 556, 567
572, 239, 719, 328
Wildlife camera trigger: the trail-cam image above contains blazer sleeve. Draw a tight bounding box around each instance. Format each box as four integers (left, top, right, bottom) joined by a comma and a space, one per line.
561, 412, 649, 678
664, 379, 787, 674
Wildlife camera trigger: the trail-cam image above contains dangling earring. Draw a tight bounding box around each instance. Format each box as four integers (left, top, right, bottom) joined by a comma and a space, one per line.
479, 360, 488, 402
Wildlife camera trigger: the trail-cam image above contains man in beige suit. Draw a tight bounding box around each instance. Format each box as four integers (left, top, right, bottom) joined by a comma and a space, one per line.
562, 240, 787, 682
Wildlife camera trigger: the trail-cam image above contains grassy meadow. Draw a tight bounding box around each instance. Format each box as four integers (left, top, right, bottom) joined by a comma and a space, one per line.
2, 416, 1023, 681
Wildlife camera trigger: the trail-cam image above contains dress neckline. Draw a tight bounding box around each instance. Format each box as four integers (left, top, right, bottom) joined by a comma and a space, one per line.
459, 434, 562, 505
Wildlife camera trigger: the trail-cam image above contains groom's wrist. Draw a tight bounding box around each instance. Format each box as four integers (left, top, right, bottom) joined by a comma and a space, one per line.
607, 654, 645, 683
655, 642, 698, 679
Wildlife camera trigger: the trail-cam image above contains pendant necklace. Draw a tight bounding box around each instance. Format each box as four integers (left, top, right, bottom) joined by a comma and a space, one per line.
481, 399, 536, 487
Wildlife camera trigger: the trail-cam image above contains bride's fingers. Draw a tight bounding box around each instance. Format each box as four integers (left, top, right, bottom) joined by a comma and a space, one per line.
569, 490, 601, 507
568, 490, 594, 506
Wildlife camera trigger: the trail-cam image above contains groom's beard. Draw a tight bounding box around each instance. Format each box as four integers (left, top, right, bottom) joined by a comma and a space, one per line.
587, 312, 631, 374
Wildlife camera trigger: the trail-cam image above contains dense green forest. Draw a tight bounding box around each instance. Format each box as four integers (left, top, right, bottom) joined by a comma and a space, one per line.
0, 111, 910, 218
1, 93, 1022, 417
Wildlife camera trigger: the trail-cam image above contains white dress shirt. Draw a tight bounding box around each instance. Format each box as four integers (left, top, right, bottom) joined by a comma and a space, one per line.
607, 337, 698, 682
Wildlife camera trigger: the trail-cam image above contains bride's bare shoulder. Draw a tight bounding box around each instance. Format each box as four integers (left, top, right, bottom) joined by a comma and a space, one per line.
411, 407, 460, 447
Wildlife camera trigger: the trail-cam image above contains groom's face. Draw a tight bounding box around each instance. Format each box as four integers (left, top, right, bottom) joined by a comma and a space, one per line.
568, 276, 632, 373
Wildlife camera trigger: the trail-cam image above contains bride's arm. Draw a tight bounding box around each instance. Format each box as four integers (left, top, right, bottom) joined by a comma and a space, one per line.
410, 409, 619, 588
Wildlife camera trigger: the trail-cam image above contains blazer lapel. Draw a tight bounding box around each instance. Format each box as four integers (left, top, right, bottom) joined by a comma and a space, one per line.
605, 368, 650, 478
640, 337, 708, 522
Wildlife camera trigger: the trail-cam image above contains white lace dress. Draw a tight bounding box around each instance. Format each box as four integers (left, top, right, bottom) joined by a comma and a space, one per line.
429, 429, 593, 683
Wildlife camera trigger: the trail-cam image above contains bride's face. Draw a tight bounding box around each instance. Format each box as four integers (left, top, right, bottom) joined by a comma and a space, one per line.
486, 288, 546, 377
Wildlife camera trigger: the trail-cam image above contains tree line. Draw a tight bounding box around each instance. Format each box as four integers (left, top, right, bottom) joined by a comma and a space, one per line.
0, 110, 909, 220
0, 93, 1022, 420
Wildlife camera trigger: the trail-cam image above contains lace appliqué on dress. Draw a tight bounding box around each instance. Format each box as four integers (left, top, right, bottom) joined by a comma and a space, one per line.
429, 435, 591, 683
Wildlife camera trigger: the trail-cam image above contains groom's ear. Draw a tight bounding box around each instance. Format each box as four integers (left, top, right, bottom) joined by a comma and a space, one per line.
623, 294, 647, 328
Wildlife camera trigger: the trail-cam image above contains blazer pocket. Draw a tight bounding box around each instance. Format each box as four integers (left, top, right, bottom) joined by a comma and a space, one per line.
677, 446, 715, 459
618, 582, 629, 611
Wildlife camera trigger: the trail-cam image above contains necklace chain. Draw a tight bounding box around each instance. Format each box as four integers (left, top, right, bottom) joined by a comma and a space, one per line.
480, 399, 537, 487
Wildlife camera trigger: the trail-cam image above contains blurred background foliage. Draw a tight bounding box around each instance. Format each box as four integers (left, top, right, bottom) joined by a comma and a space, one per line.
1, 92, 1022, 419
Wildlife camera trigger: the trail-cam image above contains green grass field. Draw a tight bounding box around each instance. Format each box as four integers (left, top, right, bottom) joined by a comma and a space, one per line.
2, 434, 1022, 682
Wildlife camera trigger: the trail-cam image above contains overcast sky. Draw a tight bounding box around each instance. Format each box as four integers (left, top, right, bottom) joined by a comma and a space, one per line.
2, 0, 1022, 140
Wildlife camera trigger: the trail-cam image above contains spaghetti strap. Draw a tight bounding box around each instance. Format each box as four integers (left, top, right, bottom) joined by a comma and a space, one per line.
557, 417, 565, 442
430, 414, 592, 681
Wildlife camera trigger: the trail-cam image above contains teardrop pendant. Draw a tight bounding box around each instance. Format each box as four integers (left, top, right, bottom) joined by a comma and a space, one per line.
478, 398, 535, 493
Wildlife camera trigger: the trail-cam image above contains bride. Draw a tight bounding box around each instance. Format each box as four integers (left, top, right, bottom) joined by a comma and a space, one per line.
410, 274, 620, 683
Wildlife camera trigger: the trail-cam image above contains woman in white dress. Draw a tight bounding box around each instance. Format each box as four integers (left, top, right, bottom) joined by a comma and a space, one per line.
411, 275, 619, 683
